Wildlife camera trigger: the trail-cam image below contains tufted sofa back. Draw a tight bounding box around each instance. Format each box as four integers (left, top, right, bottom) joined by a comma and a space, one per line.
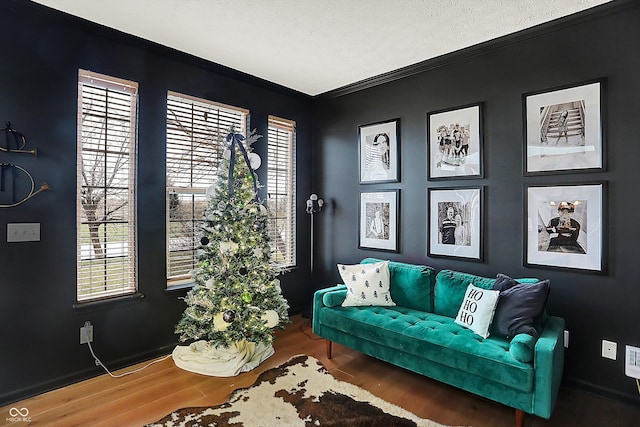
361, 258, 436, 312
433, 269, 542, 319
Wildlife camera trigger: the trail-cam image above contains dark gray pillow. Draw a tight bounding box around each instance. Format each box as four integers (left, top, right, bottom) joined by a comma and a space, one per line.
491, 274, 550, 338
493, 273, 519, 292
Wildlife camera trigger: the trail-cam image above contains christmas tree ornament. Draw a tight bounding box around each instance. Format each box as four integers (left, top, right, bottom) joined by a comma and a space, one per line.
223, 309, 236, 323
239, 266, 248, 276
213, 313, 230, 331
219, 241, 239, 256
241, 290, 252, 303
200, 236, 210, 246
248, 152, 262, 169
261, 310, 280, 328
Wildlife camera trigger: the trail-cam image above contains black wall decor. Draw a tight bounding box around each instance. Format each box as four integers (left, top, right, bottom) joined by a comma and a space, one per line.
313, 1, 640, 406
0, 0, 312, 405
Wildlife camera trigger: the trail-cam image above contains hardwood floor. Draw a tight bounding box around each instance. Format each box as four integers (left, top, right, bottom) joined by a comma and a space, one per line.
2, 315, 639, 427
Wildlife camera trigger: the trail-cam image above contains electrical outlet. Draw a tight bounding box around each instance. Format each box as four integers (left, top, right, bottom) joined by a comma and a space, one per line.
602, 339, 617, 360
80, 321, 93, 344
625, 345, 640, 379
564, 330, 569, 348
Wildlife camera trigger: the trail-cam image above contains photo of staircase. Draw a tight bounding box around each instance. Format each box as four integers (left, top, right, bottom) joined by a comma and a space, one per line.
540, 100, 585, 146
525, 80, 602, 173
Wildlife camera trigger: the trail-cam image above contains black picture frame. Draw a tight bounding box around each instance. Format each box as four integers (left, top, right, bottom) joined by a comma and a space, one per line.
427, 102, 483, 180
524, 182, 606, 273
358, 118, 400, 184
427, 186, 483, 261
523, 78, 605, 175
359, 190, 400, 252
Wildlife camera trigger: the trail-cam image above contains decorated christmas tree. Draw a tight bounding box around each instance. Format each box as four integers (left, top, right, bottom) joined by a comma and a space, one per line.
173, 127, 289, 376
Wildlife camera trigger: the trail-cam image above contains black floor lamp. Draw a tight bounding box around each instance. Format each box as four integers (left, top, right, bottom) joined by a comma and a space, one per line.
306, 193, 323, 273
302, 193, 323, 319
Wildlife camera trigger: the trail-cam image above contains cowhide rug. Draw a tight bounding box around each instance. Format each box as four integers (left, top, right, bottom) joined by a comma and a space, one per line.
148, 354, 450, 427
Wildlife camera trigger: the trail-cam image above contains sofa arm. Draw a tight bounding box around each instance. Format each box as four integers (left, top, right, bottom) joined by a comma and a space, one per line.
531, 316, 565, 419
312, 285, 346, 335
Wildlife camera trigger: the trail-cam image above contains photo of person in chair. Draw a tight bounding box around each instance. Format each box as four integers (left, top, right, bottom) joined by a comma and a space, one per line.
545, 201, 585, 253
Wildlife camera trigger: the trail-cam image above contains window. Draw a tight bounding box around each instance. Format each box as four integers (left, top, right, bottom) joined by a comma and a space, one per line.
77, 70, 138, 302
166, 92, 248, 287
267, 116, 296, 268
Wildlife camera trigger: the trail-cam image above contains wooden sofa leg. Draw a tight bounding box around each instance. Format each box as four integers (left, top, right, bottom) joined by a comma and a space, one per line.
326, 340, 333, 359
515, 409, 526, 427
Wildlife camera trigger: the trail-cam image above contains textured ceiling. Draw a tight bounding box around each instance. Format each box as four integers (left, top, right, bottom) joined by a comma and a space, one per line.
33, 0, 612, 95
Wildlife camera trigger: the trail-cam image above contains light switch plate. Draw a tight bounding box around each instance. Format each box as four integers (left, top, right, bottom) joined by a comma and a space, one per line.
602, 339, 617, 360
7, 223, 40, 242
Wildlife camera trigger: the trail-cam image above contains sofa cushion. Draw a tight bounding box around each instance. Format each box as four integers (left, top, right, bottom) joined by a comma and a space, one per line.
491, 274, 550, 338
317, 305, 534, 392
361, 258, 435, 312
455, 284, 500, 338
338, 261, 395, 307
434, 270, 496, 318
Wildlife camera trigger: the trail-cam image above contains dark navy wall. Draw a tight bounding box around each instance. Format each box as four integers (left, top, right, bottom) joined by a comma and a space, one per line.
313, 2, 640, 405
0, 0, 312, 405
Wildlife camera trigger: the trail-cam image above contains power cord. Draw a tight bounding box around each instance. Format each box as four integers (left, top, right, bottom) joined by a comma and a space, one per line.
298, 318, 323, 341
86, 341, 172, 378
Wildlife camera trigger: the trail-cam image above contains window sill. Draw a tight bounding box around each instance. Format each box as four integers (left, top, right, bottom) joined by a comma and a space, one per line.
73, 292, 145, 311
164, 282, 194, 297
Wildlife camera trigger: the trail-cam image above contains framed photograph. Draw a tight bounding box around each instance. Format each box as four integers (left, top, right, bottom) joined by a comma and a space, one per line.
359, 190, 399, 252
524, 79, 605, 174
359, 119, 400, 184
525, 183, 605, 272
427, 186, 483, 261
427, 103, 483, 180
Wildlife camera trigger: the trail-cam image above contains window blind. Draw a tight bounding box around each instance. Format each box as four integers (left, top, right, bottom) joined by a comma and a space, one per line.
267, 116, 296, 268
166, 91, 248, 286
77, 70, 138, 302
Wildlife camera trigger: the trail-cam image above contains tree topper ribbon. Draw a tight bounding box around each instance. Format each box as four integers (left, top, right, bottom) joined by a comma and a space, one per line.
226, 127, 258, 200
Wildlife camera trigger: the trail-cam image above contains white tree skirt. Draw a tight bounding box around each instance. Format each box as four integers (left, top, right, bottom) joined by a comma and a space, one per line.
172, 339, 274, 377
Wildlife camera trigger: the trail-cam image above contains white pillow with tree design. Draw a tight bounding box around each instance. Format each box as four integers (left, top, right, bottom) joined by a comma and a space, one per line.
337, 260, 395, 307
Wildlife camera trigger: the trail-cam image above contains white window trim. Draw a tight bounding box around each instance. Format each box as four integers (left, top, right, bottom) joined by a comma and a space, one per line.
77, 69, 138, 302
268, 115, 297, 269
165, 91, 249, 287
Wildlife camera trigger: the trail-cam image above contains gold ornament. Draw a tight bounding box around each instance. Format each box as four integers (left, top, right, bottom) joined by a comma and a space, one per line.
213, 313, 230, 331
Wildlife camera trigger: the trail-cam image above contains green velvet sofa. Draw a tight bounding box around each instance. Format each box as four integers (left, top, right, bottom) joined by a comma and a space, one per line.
312, 258, 565, 427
